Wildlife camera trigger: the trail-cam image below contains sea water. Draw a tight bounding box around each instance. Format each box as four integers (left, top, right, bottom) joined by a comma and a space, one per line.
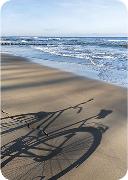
1, 36, 128, 87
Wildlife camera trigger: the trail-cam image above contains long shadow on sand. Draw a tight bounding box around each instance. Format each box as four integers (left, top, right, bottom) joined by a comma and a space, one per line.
1, 99, 112, 180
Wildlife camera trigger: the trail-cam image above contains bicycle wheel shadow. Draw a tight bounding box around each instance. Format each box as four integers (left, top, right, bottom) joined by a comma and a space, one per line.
1, 99, 112, 180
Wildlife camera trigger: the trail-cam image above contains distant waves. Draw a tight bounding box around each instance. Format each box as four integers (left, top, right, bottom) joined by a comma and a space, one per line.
1, 36, 128, 48
1, 36, 128, 87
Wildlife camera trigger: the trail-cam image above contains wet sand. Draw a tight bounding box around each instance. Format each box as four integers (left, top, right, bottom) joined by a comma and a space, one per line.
1, 53, 127, 180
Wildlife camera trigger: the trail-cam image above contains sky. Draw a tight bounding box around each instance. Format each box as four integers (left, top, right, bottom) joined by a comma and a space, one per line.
1, 0, 128, 36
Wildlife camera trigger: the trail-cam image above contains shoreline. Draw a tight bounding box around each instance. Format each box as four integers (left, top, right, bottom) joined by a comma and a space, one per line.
1, 52, 127, 89
1, 53, 127, 180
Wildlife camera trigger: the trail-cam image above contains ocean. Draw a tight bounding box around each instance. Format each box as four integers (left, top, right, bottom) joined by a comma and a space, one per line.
1, 36, 128, 87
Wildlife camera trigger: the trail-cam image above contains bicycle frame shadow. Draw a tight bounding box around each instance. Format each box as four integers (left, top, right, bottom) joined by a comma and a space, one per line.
1, 99, 112, 180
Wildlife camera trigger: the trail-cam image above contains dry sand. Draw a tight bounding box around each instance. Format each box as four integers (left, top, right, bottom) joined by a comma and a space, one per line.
1, 53, 127, 180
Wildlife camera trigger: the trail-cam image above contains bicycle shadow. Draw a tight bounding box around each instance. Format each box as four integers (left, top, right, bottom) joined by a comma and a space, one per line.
1, 99, 112, 180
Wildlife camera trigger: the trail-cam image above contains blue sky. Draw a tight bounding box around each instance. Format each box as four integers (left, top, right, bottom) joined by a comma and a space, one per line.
1, 0, 128, 36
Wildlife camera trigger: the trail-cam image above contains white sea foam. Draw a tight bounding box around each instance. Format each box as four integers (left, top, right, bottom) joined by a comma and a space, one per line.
34, 46, 43, 51
108, 39, 128, 42
1, 36, 127, 87
21, 40, 27, 43
33, 36, 38, 39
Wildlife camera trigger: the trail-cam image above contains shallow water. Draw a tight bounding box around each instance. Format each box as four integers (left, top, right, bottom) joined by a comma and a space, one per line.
1, 36, 128, 87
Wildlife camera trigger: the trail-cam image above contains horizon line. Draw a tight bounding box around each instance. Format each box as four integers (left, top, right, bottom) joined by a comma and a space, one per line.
1, 35, 128, 38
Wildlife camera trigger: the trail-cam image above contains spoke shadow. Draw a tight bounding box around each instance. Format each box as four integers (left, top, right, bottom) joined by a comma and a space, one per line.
1, 99, 112, 180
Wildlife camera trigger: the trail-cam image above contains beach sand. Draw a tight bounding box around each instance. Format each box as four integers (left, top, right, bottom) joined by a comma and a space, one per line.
1, 53, 127, 180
